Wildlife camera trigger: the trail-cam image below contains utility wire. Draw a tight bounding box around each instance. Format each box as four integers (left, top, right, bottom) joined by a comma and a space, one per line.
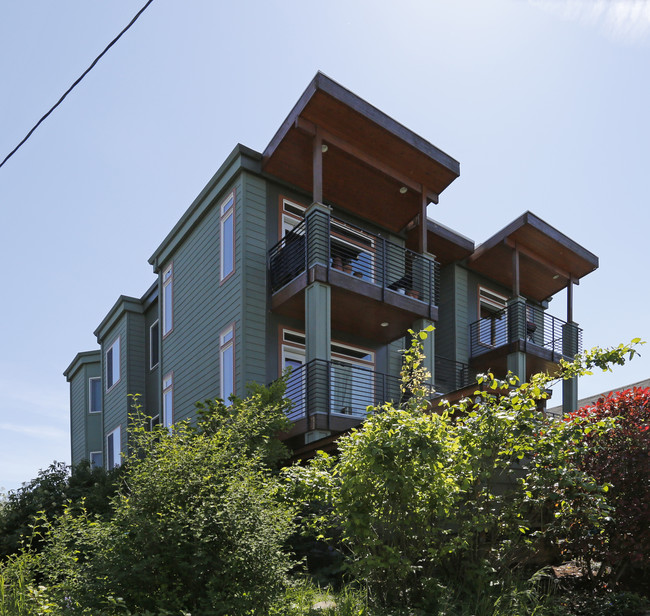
0, 0, 155, 171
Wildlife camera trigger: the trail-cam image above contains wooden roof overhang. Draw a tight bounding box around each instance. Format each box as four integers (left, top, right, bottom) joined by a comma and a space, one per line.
426, 218, 474, 265
262, 72, 460, 234
466, 211, 598, 302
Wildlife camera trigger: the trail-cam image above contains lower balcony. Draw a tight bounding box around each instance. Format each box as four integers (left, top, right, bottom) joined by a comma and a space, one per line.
268, 209, 440, 342
469, 302, 582, 377
280, 357, 476, 451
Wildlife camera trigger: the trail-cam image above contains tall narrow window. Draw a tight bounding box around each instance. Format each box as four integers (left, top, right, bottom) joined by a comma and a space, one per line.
220, 192, 235, 281
163, 373, 173, 428
220, 325, 234, 401
106, 426, 121, 468
162, 265, 173, 336
89, 377, 102, 413
150, 320, 160, 369
106, 338, 120, 391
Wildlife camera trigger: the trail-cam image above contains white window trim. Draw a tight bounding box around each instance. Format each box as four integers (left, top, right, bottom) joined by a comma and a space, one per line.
150, 319, 160, 370
106, 426, 121, 468
88, 377, 102, 413
162, 265, 173, 337
162, 372, 173, 428
220, 191, 235, 282
220, 324, 235, 401
105, 337, 121, 392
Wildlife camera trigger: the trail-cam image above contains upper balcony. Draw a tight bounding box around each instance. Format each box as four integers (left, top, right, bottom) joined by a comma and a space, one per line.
469, 302, 582, 378
269, 209, 440, 342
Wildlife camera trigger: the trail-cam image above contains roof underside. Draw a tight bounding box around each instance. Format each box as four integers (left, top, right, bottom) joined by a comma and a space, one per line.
467, 212, 599, 302
262, 73, 460, 233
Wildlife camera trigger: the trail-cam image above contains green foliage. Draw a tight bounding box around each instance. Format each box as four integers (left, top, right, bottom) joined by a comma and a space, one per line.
560, 386, 650, 588
286, 332, 644, 611
0, 461, 120, 559
0, 385, 297, 615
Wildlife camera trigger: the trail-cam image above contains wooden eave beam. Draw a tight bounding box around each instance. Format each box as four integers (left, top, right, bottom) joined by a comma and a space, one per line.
295, 117, 439, 204
503, 237, 575, 282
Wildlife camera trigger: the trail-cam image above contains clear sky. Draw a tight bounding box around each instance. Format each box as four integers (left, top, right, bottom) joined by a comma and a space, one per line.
1, 0, 649, 493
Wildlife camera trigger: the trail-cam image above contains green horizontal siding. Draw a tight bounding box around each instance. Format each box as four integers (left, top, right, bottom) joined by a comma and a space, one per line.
69, 371, 86, 466
161, 177, 243, 423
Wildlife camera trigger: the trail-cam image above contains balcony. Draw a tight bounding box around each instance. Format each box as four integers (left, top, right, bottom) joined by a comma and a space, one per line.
469, 302, 582, 377
280, 357, 475, 446
268, 209, 440, 342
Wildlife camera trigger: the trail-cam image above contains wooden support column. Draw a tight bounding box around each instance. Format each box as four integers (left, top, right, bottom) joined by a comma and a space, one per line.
419, 190, 428, 254
567, 276, 574, 323
512, 243, 520, 297
312, 129, 323, 204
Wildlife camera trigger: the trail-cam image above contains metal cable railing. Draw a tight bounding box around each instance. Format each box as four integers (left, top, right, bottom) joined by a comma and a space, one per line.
469, 303, 582, 358
282, 358, 467, 422
268, 209, 440, 306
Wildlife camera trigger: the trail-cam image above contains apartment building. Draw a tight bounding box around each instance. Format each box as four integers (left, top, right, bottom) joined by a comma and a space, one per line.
64, 72, 598, 468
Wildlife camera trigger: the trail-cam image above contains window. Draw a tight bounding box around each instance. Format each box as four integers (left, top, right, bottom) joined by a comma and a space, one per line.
150, 320, 160, 369
89, 451, 103, 469
280, 198, 375, 281
478, 287, 508, 346
280, 329, 375, 418
105, 338, 120, 391
220, 192, 235, 281
162, 265, 173, 336
220, 325, 235, 401
106, 426, 121, 468
163, 373, 173, 428
89, 377, 102, 413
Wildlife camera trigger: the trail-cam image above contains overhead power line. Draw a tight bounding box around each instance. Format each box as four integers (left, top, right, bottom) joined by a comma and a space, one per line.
0, 0, 155, 171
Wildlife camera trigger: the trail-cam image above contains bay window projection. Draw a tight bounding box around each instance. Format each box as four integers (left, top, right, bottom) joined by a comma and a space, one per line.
106, 426, 121, 468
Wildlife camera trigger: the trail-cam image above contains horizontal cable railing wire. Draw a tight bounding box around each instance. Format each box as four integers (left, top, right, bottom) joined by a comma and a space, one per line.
268, 219, 307, 292
434, 356, 476, 393
282, 358, 438, 422
469, 303, 583, 358
268, 209, 440, 305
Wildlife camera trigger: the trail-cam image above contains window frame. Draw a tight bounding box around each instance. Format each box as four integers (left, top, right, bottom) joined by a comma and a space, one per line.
477, 286, 508, 347
279, 328, 375, 418
162, 264, 173, 337
89, 451, 103, 469
220, 191, 235, 283
105, 337, 121, 392
106, 426, 121, 468
88, 377, 102, 413
220, 323, 235, 401
162, 372, 173, 428
150, 320, 160, 370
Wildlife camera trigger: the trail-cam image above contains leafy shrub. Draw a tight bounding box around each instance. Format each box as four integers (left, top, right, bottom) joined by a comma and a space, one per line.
564, 386, 650, 589
286, 333, 643, 611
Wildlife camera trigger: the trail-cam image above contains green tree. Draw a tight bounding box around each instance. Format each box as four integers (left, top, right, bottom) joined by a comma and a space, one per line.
286, 331, 643, 611
1, 383, 297, 615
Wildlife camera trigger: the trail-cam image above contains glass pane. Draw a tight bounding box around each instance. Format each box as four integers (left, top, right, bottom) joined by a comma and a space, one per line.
90, 379, 102, 413
163, 282, 173, 334
284, 357, 304, 418
222, 213, 234, 278
221, 345, 234, 400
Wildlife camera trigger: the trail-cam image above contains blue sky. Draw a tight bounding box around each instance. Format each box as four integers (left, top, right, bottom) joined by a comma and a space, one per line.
1, 0, 649, 492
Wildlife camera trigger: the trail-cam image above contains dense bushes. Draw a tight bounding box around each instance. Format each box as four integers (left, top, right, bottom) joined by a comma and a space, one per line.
0, 336, 648, 615
565, 386, 650, 589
